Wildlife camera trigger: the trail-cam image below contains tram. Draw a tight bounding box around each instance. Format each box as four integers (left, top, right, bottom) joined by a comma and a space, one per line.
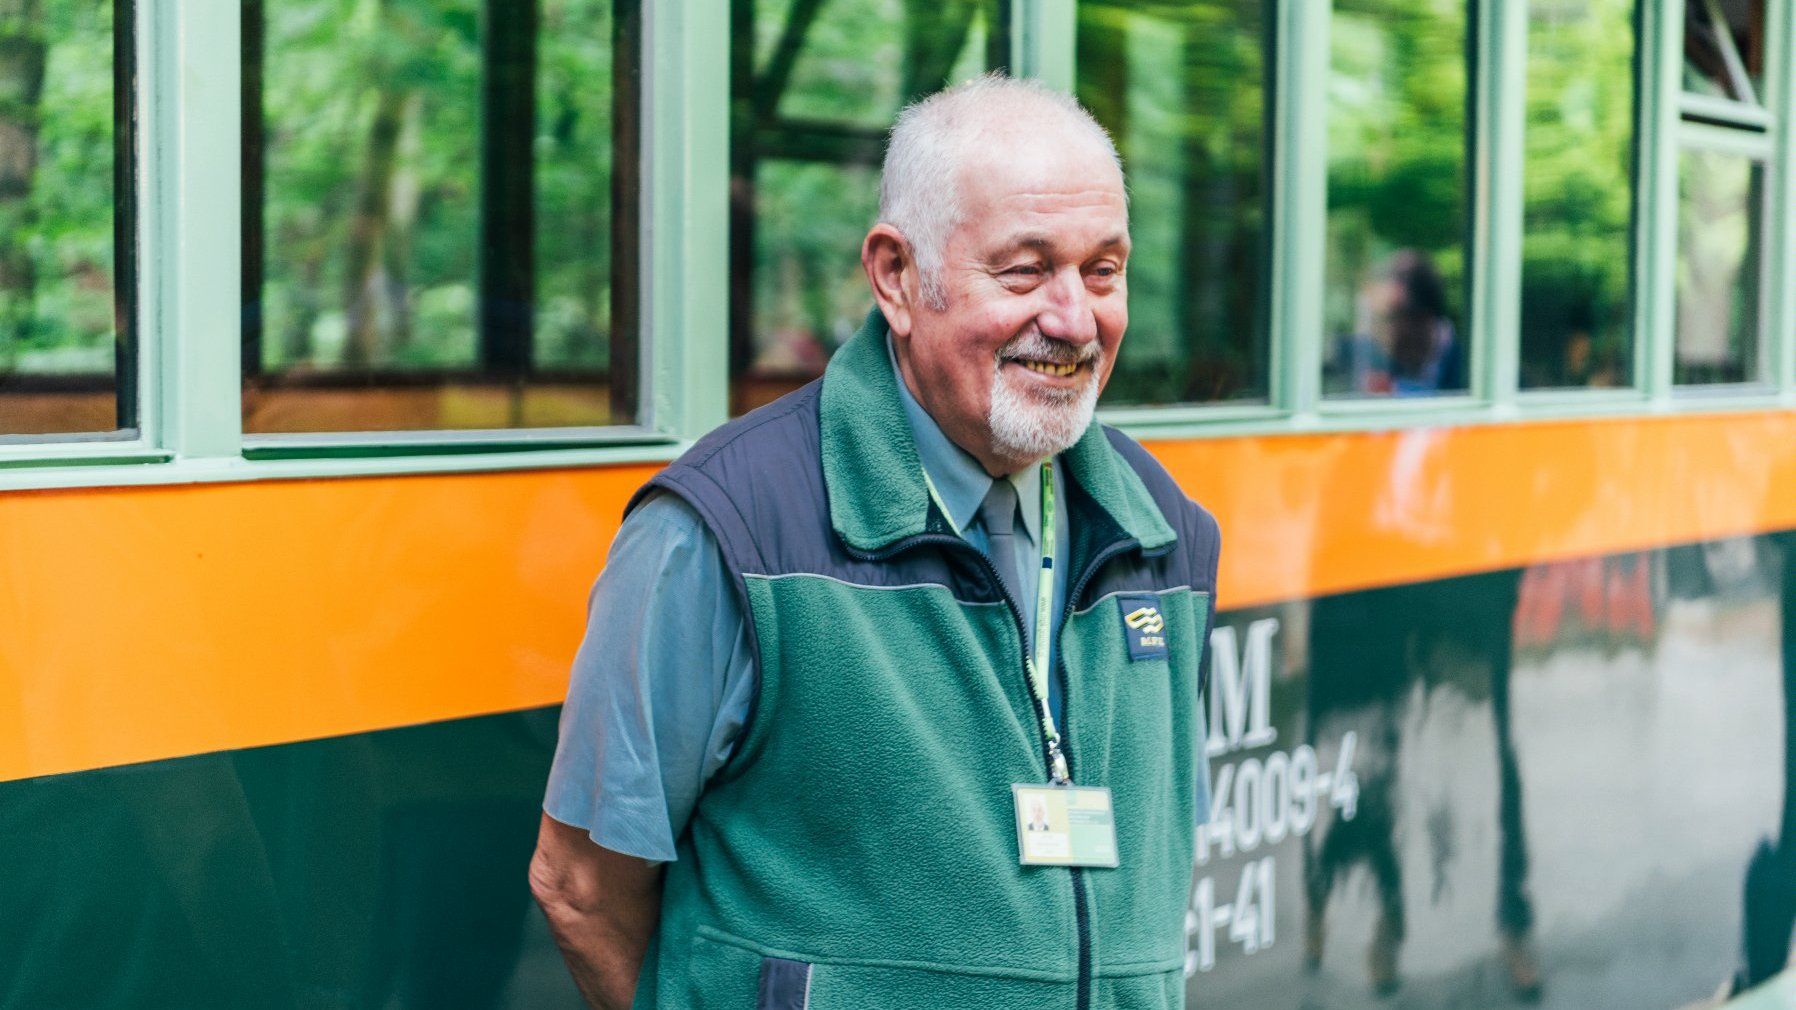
2, 1, 1795, 1008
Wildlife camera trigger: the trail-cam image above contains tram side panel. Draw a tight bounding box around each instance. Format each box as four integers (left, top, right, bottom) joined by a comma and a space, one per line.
0, 527, 1792, 1006
1186, 541, 1791, 1009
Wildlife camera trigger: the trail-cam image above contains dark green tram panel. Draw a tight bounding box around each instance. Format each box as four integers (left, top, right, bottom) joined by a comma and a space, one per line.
1188, 538, 1795, 1008
2, 535, 1792, 1008
0, 711, 584, 1009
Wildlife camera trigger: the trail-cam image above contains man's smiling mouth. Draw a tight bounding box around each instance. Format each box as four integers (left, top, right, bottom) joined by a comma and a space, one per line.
1017, 359, 1080, 377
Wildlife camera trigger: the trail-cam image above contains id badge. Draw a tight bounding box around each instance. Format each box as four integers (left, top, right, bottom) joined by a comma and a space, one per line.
1012, 784, 1119, 868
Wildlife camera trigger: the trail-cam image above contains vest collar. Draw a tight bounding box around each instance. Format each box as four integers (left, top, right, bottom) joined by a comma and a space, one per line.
819, 310, 1177, 555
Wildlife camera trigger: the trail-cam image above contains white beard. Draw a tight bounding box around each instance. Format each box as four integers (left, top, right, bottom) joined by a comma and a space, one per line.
987, 363, 1101, 465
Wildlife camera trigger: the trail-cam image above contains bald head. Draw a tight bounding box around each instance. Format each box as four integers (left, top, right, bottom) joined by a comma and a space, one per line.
879, 74, 1126, 309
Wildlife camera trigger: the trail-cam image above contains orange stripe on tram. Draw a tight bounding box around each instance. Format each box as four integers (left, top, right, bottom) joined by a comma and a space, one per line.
3, 410, 1795, 782
1153, 409, 1796, 608
0, 465, 659, 783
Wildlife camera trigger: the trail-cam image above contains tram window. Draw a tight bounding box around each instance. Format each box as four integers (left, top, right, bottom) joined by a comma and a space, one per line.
1673, 147, 1764, 386
242, 0, 638, 436
0, 1, 134, 439
1323, 0, 1471, 400
1682, 0, 1766, 107
1076, 0, 1271, 407
1518, 0, 1637, 390
730, 0, 1009, 416
1673, 0, 1769, 388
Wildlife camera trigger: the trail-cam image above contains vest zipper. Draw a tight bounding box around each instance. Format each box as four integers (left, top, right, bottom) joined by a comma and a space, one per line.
1059, 537, 1139, 1010
852, 530, 1143, 1010
958, 532, 1093, 1009
1060, 866, 1087, 1010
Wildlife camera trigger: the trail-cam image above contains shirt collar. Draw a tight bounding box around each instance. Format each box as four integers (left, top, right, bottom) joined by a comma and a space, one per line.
820, 310, 1174, 555
887, 334, 1044, 545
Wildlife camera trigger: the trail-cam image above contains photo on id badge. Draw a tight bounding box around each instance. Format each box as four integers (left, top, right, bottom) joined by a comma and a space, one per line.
1012, 784, 1119, 867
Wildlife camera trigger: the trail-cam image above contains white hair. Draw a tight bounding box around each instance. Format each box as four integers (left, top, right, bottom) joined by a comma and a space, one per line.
878, 73, 1124, 310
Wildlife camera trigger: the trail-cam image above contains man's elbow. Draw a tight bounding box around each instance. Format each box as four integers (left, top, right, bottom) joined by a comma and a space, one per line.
530, 843, 598, 925
530, 817, 665, 921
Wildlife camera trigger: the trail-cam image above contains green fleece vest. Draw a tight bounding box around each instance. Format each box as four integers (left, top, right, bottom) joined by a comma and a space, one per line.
631, 315, 1219, 1010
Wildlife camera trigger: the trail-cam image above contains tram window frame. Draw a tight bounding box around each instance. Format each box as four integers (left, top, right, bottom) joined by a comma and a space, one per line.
1071, 0, 1277, 412
1513, 0, 1643, 395
0, 0, 141, 450
727, 0, 1015, 419
236, 0, 654, 452
1669, 126, 1774, 390
0, 0, 1795, 490
1317, 0, 1479, 407
1665, 0, 1780, 394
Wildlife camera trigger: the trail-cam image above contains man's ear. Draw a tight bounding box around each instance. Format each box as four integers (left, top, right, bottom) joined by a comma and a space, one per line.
861, 224, 915, 337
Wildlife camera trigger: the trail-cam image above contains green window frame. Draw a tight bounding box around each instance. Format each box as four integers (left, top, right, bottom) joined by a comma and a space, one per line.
1, 0, 1793, 491
0, 1, 138, 448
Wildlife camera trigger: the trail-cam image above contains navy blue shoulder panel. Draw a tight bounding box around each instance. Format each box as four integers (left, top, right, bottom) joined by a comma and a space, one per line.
629, 381, 977, 594
628, 393, 1219, 611
1094, 425, 1223, 603
629, 382, 825, 581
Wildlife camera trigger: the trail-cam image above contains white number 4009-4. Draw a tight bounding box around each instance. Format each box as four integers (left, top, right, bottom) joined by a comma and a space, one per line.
1197, 732, 1359, 866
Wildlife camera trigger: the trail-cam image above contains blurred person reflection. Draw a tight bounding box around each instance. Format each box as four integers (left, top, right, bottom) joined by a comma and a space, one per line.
1304, 571, 1539, 1000
1730, 530, 1796, 997
1327, 249, 1466, 397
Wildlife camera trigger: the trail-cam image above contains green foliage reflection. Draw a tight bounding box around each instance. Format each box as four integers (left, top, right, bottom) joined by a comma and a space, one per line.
1078, 0, 1269, 407
256, 0, 613, 375
0, 0, 116, 380
1520, 0, 1635, 389
1325, 0, 1469, 398
731, 0, 1004, 412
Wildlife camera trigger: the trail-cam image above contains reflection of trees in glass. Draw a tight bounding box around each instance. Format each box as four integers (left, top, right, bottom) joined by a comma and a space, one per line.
1325, 0, 1468, 397
0, 0, 47, 365
731, 0, 1005, 412
1520, 0, 1634, 389
535, 0, 615, 370
254, 0, 611, 373
0, 0, 116, 378
1078, 0, 1268, 407
752, 160, 878, 376
755, 0, 986, 129
258, 0, 481, 370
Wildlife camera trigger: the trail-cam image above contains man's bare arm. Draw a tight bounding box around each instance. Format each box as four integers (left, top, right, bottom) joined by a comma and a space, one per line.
529, 813, 665, 1010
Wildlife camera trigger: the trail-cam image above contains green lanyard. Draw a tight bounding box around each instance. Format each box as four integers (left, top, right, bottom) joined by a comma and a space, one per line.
924, 461, 1070, 784
1032, 463, 1070, 784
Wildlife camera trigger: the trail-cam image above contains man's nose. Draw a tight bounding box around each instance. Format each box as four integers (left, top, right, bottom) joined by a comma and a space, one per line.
1037, 267, 1098, 346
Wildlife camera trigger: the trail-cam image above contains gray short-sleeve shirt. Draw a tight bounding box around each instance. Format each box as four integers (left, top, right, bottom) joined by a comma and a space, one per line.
544, 343, 1068, 862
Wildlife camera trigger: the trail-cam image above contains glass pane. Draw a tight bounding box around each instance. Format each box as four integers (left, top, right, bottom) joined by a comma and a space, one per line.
244, 0, 636, 436
0, 0, 131, 438
1682, 0, 1766, 105
1324, 0, 1470, 399
1077, 0, 1270, 407
1674, 147, 1764, 385
1519, 0, 1636, 390
731, 0, 1008, 415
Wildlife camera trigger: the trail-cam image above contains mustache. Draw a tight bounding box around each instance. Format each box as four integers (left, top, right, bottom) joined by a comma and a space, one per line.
996, 332, 1103, 367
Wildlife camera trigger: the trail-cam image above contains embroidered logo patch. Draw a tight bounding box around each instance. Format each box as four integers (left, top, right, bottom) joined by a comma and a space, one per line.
1119, 594, 1169, 661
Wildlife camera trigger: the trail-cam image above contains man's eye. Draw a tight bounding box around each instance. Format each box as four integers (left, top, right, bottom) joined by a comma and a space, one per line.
1005, 264, 1045, 277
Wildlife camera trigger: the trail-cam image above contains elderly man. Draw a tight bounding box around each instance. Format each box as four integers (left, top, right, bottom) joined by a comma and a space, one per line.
530, 74, 1219, 1009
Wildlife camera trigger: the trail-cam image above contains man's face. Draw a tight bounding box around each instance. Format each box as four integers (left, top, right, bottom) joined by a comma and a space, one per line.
892, 131, 1130, 475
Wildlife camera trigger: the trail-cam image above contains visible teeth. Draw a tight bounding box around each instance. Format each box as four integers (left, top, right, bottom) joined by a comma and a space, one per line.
1020, 360, 1078, 377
